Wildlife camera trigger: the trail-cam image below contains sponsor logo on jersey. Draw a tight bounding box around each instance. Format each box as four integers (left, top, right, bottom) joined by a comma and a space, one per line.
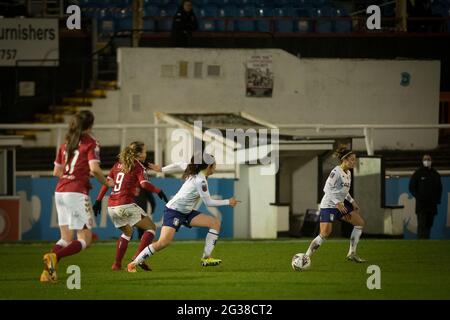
201, 181, 208, 192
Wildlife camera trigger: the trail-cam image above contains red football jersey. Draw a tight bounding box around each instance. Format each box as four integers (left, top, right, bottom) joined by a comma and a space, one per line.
54, 134, 101, 195
107, 160, 160, 207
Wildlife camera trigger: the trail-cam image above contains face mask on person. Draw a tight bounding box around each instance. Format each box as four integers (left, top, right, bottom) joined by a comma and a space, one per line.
423, 160, 432, 168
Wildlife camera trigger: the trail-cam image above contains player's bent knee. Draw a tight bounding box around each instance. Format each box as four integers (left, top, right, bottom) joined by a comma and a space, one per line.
212, 218, 221, 231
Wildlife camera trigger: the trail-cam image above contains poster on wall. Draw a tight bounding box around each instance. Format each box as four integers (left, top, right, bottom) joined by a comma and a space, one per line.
246, 55, 273, 97
0, 18, 59, 66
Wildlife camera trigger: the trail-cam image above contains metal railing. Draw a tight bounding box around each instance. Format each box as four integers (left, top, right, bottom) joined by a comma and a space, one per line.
275, 124, 450, 155
1, 123, 450, 157
0, 123, 175, 152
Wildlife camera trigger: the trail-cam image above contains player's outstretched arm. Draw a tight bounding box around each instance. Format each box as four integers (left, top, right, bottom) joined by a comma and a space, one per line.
156, 162, 189, 174
196, 177, 234, 207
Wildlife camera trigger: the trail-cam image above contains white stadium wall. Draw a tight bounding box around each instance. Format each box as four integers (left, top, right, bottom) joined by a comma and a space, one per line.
92, 47, 441, 151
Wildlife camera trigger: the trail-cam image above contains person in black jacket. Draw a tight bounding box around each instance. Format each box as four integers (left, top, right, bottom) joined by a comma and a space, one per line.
134, 187, 157, 240
134, 161, 169, 239
408, 154, 442, 239
170, 0, 198, 47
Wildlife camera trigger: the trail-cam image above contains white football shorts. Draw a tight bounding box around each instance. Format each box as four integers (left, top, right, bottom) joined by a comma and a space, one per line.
55, 192, 94, 230
107, 203, 146, 228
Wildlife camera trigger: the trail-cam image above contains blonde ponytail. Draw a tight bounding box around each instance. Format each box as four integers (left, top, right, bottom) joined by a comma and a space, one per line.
118, 141, 145, 172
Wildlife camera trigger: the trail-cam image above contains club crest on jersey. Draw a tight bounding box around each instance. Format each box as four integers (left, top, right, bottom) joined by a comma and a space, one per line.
201, 181, 208, 192
173, 218, 180, 227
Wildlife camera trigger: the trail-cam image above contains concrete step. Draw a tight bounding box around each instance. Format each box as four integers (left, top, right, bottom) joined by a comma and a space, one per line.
52, 105, 92, 114
94, 80, 118, 90
74, 89, 107, 98
34, 113, 65, 123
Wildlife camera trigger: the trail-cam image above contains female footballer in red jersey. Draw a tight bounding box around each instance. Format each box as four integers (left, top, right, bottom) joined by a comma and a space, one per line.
40, 111, 114, 283
94, 141, 168, 271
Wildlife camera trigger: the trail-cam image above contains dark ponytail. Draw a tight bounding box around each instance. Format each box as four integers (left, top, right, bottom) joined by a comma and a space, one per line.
182, 153, 215, 180
65, 111, 94, 166
333, 144, 354, 162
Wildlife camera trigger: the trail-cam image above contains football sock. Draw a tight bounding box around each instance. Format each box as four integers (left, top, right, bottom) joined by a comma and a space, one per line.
306, 235, 325, 257
56, 239, 86, 261
202, 229, 219, 259
348, 226, 363, 256
115, 234, 131, 264
134, 244, 155, 265
52, 239, 68, 254
132, 230, 155, 260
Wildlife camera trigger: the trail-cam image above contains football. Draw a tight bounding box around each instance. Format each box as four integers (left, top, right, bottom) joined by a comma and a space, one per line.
291, 253, 311, 271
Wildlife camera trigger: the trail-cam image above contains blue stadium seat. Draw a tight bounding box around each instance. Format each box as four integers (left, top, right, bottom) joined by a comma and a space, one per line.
256, 6, 273, 16
199, 4, 219, 17
235, 7, 256, 31
218, 5, 238, 16
313, 7, 333, 33
441, 6, 450, 31
143, 19, 156, 31
312, 0, 329, 6
198, 19, 217, 31
160, 4, 178, 17
217, 5, 238, 31
255, 6, 273, 32
143, 5, 159, 16
241, 5, 256, 16
98, 12, 116, 36
110, 0, 132, 8
239, 0, 255, 6
82, 7, 101, 19
192, 0, 214, 5
253, 0, 275, 6
145, 0, 171, 5
295, 7, 312, 32
115, 9, 132, 31
158, 6, 175, 31
273, 6, 295, 17
215, 0, 236, 6
195, 2, 218, 29
381, 3, 396, 17
432, 2, 450, 16
271, 0, 292, 6
334, 7, 351, 33
273, 6, 295, 32
79, 0, 106, 9
294, 0, 313, 7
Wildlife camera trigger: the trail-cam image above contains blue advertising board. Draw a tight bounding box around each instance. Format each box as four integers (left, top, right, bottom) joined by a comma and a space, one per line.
17, 177, 235, 241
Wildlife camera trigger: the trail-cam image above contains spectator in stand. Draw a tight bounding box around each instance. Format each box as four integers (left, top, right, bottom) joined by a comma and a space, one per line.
170, 0, 198, 47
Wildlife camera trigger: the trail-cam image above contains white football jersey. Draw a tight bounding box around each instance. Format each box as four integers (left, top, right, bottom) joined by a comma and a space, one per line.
166, 168, 229, 214
319, 165, 354, 209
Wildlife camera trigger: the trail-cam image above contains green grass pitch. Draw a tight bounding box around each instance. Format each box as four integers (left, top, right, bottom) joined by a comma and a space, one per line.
1, 239, 449, 300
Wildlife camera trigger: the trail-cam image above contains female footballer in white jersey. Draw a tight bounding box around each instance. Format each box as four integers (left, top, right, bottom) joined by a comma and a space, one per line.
128, 153, 238, 271
305, 146, 366, 263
